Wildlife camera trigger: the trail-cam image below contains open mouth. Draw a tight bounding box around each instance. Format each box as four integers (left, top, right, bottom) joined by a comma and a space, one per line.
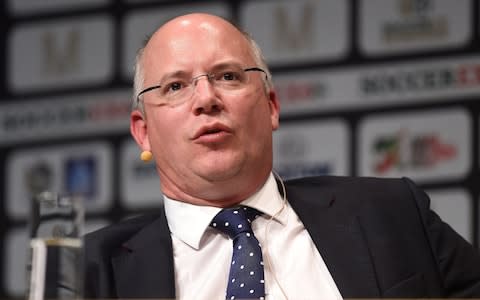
193, 123, 232, 141
203, 128, 223, 135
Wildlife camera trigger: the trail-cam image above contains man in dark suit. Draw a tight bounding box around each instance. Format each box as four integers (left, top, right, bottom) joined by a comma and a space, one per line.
84, 13, 480, 299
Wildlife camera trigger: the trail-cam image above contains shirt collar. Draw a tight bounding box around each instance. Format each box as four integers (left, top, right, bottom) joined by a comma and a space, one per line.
163, 173, 287, 250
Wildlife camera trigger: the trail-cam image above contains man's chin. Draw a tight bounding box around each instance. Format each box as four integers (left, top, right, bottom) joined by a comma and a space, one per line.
195, 162, 244, 183
198, 168, 241, 183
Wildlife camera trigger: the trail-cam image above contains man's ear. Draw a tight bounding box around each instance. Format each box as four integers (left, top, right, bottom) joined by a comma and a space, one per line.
130, 110, 151, 150
268, 90, 280, 130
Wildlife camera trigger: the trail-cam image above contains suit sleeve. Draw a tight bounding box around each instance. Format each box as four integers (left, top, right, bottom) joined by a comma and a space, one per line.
83, 233, 117, 299
403, 177, 480, 297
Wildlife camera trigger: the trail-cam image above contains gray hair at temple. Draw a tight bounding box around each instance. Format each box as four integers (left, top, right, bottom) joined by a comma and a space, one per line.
131, 26, 274, 115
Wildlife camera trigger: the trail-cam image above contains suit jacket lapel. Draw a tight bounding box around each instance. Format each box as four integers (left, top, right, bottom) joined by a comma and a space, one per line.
111, 214, 176, 299
285, 179, 380, 298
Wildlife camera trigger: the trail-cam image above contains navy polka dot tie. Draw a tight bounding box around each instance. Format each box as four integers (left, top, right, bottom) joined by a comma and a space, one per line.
211, 206, 265, 300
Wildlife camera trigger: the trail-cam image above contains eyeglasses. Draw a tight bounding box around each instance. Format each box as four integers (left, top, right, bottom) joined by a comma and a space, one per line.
136, 66, 267, 107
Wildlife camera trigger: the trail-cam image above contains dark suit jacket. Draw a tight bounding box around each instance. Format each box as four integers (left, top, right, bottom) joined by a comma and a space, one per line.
84, 176, 480, 298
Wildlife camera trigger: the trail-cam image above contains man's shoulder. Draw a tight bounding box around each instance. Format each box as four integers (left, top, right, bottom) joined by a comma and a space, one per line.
285, 175, 409, 190
84, 212, 164, 252
284, 175, 420, 209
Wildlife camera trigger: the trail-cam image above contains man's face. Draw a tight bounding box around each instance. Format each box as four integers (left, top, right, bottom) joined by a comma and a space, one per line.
131, 15, 279, 205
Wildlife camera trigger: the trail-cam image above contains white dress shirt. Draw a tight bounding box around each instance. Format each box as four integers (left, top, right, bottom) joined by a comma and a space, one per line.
163, 173, 343, 300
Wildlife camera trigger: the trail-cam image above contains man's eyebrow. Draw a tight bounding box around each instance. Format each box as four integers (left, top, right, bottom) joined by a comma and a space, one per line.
158, 70, 191, 82
210, 61, 244, 70
157, 62, 246, 82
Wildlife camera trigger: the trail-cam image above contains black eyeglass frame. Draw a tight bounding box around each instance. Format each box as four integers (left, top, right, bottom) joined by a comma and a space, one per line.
135, 67, 268, 105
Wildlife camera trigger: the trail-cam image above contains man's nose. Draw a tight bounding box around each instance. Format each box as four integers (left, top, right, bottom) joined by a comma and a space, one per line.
191, 75, 224, 114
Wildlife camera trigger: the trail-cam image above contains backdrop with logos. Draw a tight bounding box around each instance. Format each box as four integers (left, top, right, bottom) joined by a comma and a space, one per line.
0, 0, 479, 298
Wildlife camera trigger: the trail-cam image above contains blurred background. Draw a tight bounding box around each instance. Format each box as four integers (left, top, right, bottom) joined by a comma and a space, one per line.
0, 0, 479, 298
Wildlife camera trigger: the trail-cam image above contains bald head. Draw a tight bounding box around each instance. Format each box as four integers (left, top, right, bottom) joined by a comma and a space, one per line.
152, 13, 244, 46
132, 13, 272, 113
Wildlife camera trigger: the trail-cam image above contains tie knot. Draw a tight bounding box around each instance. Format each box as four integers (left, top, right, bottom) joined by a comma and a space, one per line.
210, 206, 262, 239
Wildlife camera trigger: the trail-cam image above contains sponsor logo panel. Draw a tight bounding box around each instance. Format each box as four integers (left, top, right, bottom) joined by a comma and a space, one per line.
120, 139, 163, 209
122, 4, 230, 79
7, 0, 108, 15
3, 220, 109, 297
6, 142, 113, 218
240, 0, 349, 65
358, 59, 480, 100
8, 16, 113, 92
359, 0, 471, 55
0, 90, 131, 145
358, 108, 470, 182
274, 55, 480, 116
65, 156, 97, 199
273, 119, 349, 180
427, 189, 472, 243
